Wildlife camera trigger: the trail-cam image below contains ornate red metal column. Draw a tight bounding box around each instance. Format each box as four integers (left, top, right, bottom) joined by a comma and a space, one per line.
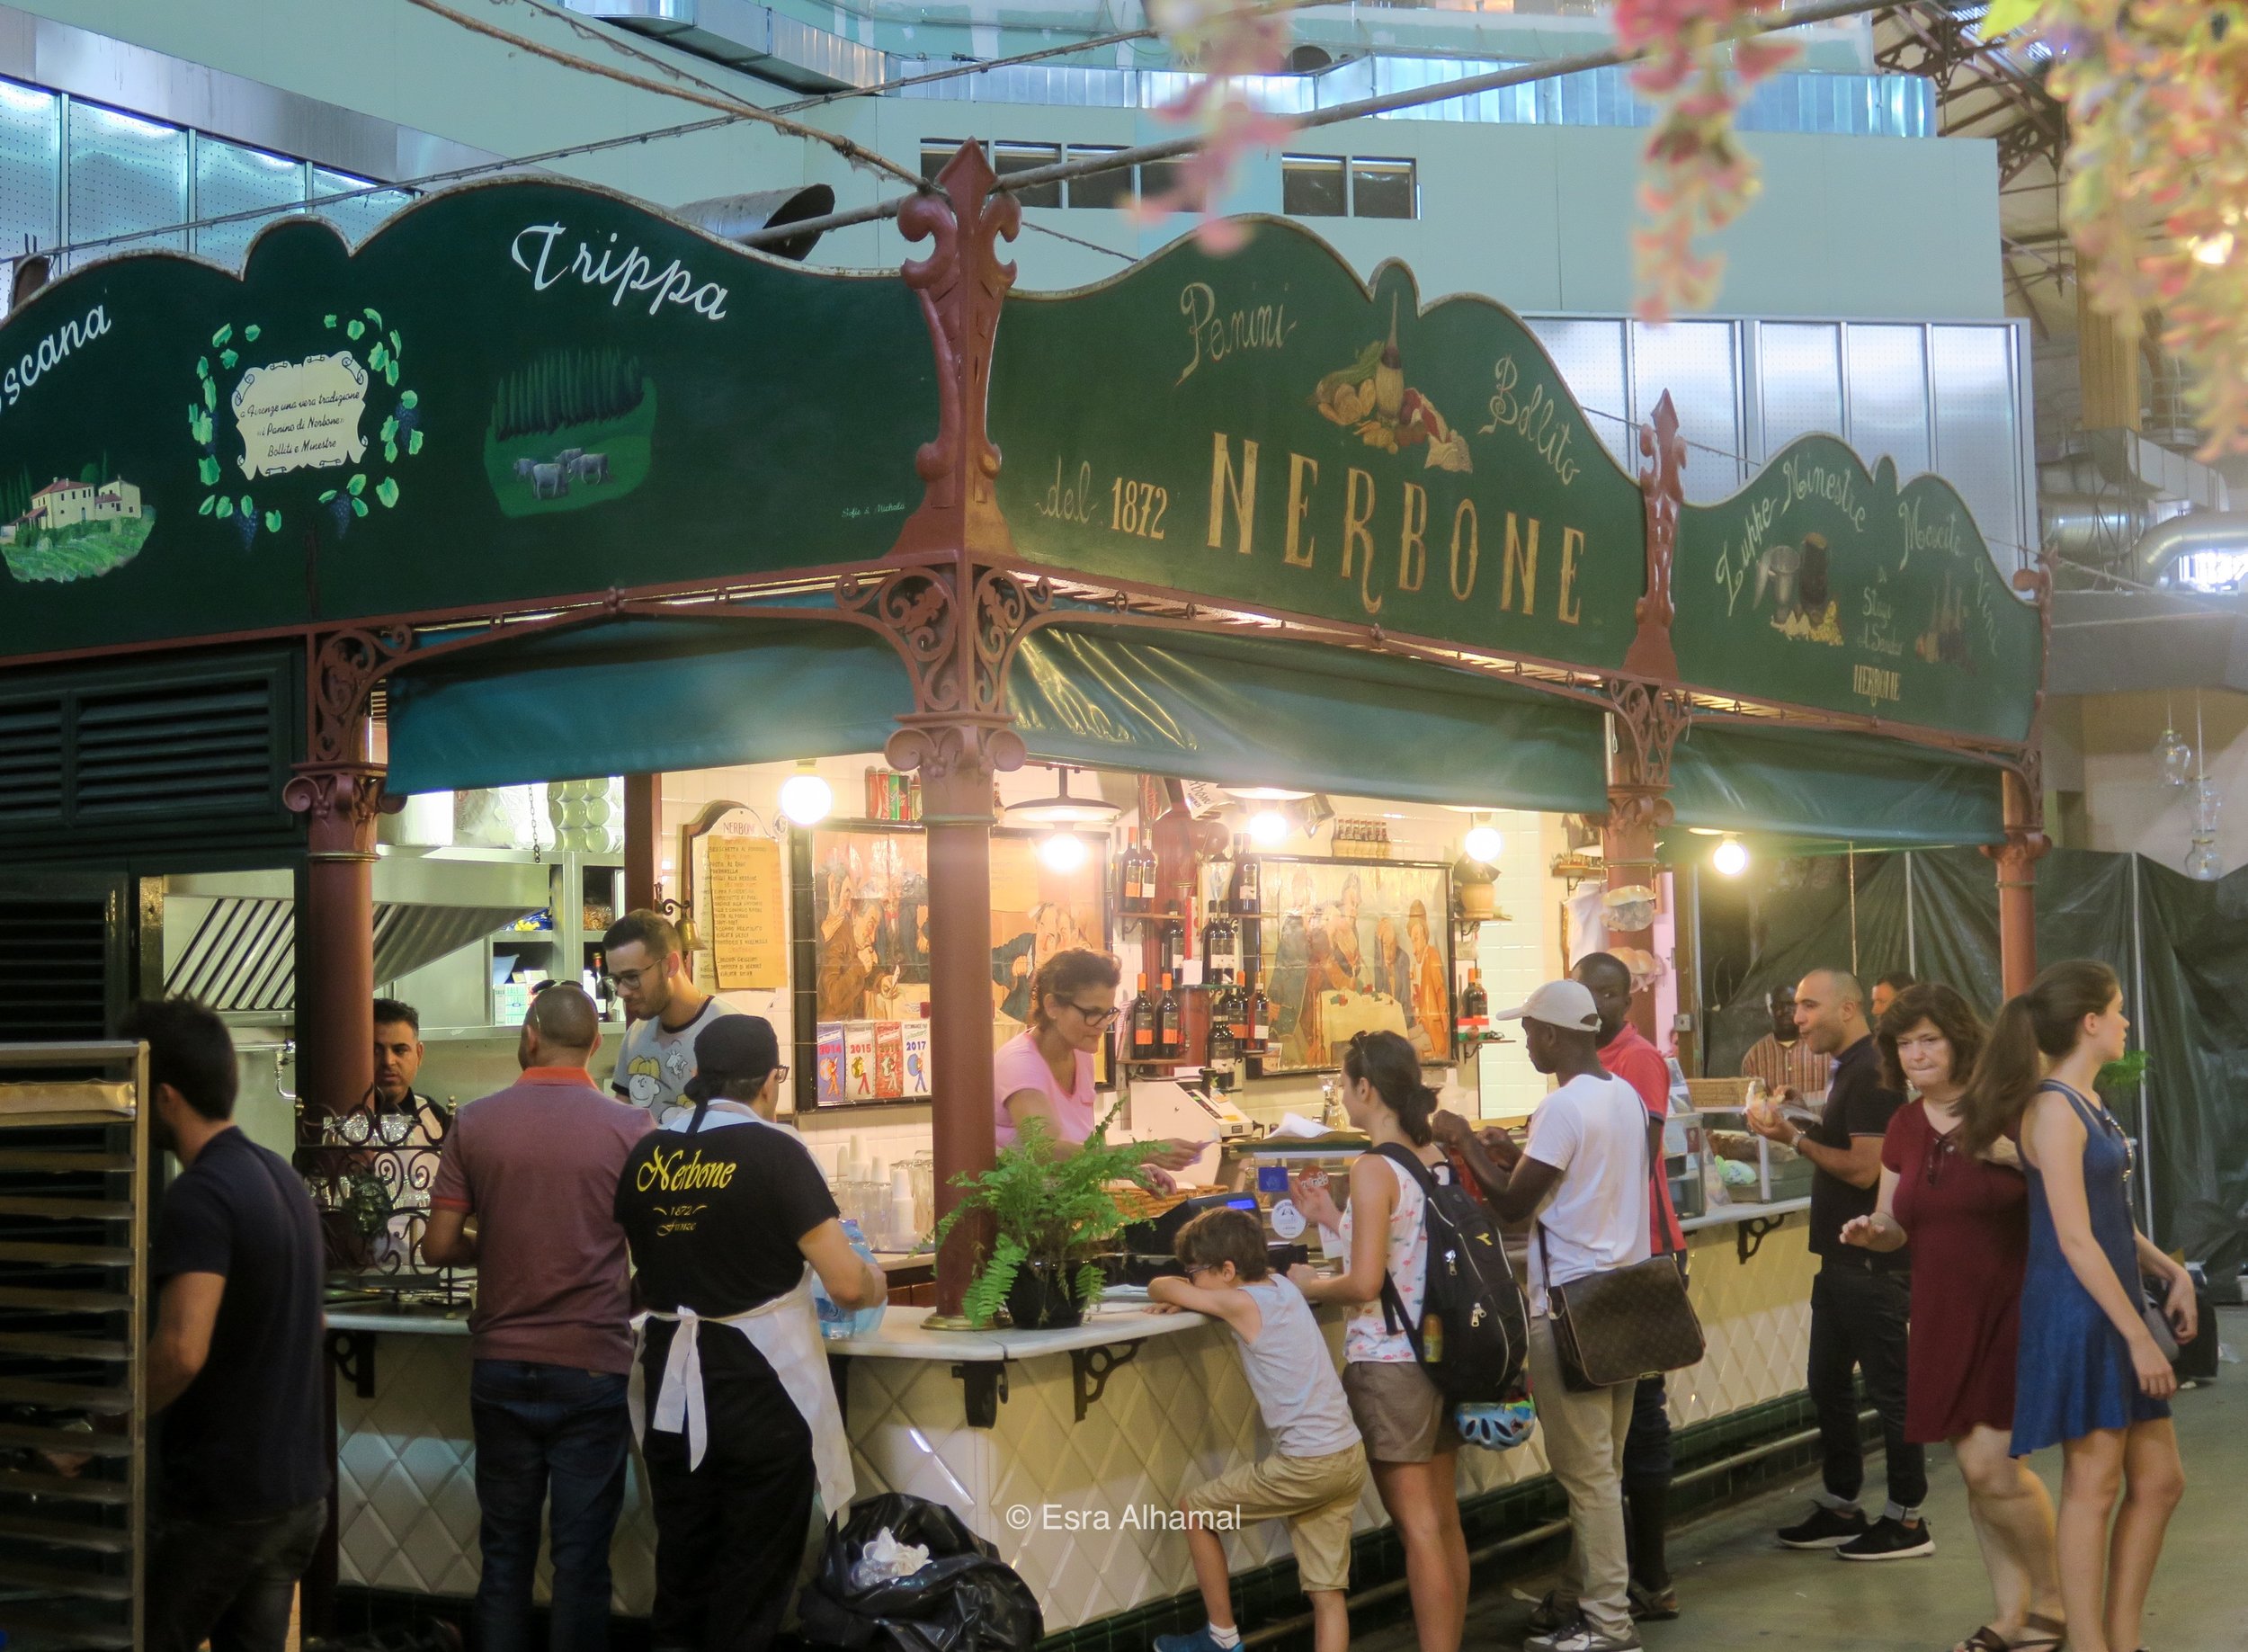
1603, 392, 1690, 1039
1989, 766, 2047, 998
1989, 560, 2054, 999
624, 773, 659, 914
284, 630, 404, 1117
858, 141, 1033, 1317
1604, 683, 1691, 1040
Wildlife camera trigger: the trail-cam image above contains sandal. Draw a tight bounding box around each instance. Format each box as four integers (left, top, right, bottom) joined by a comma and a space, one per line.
1951, 1621, 2065, 1652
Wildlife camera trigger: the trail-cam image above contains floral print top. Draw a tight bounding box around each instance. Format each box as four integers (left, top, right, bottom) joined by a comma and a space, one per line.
1341, 1154, 1431, 1364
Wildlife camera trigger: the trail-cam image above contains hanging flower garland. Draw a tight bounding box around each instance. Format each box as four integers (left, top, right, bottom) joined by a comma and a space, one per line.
1137, 0, 1295, 253
1611, 1, 1801, 319
1983, 0, 2248, 458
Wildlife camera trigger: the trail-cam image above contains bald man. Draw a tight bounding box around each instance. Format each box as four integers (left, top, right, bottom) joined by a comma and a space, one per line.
427, 986, 657, 1650
1746, 969, 1926, 1561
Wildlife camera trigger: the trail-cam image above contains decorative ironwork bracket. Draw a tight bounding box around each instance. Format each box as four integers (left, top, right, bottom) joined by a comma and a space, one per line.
1736, 1211, 1789, 1264
953, 1361, 1009, 1429
327, 1327, 378, 1399
1070, 1341, 1142, 1423
1604, 679, 1693, 837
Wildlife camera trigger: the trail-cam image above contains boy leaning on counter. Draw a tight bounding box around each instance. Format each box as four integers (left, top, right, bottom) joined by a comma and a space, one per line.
1146, 1207, 1371, 1652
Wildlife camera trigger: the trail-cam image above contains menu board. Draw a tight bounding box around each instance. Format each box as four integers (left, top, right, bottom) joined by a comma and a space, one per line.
704, 832, 786, 990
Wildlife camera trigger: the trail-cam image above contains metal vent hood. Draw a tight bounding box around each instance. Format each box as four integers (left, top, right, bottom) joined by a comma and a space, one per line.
165, 853, 549, 1014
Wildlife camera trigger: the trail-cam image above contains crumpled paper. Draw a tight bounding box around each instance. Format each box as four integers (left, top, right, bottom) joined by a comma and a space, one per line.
848, 1525, 932, 1590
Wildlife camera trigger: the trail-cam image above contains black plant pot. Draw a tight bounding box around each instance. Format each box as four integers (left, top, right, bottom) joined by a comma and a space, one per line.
1005, 1257, 1083, 1331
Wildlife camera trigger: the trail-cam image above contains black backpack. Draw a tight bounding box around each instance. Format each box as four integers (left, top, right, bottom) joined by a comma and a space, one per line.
1374, 1143, 1529, 1404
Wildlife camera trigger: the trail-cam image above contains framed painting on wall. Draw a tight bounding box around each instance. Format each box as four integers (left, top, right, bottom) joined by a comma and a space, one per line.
791, 822, 1111, 1109
1202, 855, 1453, 1074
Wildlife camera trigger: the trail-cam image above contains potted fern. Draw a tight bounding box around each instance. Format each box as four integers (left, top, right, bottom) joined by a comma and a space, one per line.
928, 1103, 1155, 1329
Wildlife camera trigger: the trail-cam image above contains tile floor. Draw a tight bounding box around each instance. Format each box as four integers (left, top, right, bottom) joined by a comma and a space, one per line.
1372, 1308, 2244, 1652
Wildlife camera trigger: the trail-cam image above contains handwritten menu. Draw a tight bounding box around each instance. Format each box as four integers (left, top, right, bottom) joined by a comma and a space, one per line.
704, 832, 785, 989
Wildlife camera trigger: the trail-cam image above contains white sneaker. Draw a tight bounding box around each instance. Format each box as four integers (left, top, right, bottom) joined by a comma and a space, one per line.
1524, 1621, 1642, 1652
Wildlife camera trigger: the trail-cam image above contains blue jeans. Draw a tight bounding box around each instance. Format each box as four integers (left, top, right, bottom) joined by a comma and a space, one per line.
470, 1360, 632, 1652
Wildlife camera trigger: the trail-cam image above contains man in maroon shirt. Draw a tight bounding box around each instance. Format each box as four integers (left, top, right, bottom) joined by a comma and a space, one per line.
1579, 953, 1684, 1624
424, 985, 656, 1652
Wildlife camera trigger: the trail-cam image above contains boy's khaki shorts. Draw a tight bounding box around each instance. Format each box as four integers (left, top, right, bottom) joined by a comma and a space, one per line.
1179, 1443, 1369, 1594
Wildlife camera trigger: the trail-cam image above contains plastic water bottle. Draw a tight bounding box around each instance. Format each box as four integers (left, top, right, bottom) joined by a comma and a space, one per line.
812, 1218, 888, 1340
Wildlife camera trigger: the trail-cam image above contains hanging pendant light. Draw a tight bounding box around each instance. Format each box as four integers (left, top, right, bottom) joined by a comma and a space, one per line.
1003, 764, 1122, 826
2155, 692, 2194, 786
2185, 692, 2223, 880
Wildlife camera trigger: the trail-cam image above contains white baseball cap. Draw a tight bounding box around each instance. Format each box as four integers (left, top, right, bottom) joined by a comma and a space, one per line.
1494, 979, 1601, 1032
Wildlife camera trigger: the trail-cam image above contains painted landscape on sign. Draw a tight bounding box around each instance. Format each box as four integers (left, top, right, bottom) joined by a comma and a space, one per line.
482, 348, 656, 516
0, 465, 153, 583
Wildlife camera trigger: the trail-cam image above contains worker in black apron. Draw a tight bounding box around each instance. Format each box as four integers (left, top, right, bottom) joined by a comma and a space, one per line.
613, 1015, 887, 1649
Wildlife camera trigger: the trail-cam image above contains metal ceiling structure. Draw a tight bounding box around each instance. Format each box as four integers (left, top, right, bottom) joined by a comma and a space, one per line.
1873, 1, 2070, 344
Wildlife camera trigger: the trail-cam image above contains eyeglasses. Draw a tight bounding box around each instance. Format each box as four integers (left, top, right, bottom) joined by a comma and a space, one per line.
1065, 1001, 1120, 1028
611, 963, 668, 990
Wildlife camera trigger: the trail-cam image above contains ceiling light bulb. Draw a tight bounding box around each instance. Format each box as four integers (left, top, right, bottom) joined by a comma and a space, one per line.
779, 769, 833, 826
1038, 831, 1089, 873
2193, 232, 2235, 267
1247, 808, 1288, 848
1463, 824, 1504, 863
1713, 836, 1750, 878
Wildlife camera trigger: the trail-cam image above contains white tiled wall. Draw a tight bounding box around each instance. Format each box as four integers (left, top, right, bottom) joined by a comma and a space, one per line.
335, 1215, 1815, 1624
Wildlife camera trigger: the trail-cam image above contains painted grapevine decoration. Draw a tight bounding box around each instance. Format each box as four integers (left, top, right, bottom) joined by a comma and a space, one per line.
1982, 0, 2248, 458
191, 306, 424, 544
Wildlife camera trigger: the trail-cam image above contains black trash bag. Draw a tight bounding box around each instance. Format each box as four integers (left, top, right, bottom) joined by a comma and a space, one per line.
798, 1492, 1043, 1652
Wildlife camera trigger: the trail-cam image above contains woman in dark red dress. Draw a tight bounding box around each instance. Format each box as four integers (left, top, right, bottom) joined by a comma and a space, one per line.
1842, 985, 2064, 1652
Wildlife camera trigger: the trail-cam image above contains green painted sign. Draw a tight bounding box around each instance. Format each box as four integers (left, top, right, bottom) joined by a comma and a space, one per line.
0, 180, 933, 660
987, 221, 1646, 673
1673, 437, 2042, 743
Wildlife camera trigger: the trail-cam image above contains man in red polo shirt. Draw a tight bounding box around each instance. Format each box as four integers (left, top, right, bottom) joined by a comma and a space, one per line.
1576, 952, 1684, 1624
424, 985, 655, 1652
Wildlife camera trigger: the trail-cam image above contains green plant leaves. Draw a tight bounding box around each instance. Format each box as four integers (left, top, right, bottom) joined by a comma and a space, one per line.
347, 473, 366, 496
245, 324, 261, 342
375, 477, 400, 509
211, 324, 233, 348
400, 389, 419, 409
263, 510, 281, 533
407, 429, 424, 455
347, 319, 365, 341
215, 496, 234, 520
198, 456, 219, 486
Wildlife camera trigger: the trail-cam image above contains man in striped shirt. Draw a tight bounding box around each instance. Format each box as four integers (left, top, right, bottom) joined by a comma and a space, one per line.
1740, 985, 1833, 1099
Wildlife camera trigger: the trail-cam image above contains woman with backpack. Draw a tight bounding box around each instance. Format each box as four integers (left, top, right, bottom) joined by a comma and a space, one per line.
1289, 1031, 1471, 1652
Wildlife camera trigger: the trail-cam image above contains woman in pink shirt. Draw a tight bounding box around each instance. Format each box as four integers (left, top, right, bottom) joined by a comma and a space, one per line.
994, 949, 1202, 1174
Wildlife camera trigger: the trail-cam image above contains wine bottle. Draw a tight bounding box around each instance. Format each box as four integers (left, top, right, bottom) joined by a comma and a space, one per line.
1131, 971, 1157, 1057
1203, 912, 1240, 982
1157, 973, 1182, 1058
1232, 835, 1261, 915
1207, 1012, 1237, 1084
1121, 830, 1146, 915
1457, 967, 1489, 1059
1249, 982, 1272, 1049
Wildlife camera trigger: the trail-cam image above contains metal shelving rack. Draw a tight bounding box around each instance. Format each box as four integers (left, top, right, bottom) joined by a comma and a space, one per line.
0, 1040, 148, 1652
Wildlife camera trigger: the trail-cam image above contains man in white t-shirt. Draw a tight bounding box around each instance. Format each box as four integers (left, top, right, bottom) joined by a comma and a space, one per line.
602, 910, 744, 1127
1432, 979, 1651, 1652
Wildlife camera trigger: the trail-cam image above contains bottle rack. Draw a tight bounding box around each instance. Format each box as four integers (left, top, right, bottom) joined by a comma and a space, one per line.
0, 1040, 151, 1651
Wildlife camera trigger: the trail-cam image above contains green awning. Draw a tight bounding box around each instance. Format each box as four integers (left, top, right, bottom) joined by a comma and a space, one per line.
383, 611, 1608, 811
1666, 721, 2005, 847
1012, 625, 1606, 812
383, 615, 913, 793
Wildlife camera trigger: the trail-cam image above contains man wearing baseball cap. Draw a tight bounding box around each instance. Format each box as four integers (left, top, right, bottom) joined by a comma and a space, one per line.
614, 1014, 886, 1648
1432, 980, 1653, 1652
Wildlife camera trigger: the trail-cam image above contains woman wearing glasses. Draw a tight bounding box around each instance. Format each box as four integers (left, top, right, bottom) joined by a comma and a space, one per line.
1842, 984, 2063, 1652
1957, 961, 2194, 1652
995, 949, 1204, 1174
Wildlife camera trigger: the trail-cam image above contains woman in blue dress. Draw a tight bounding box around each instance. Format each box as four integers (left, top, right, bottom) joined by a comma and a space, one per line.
1958, 960, 2198, 1652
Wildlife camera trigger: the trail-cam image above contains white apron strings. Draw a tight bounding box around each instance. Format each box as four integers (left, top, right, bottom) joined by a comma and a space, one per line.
630, 1267, 855, 1521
